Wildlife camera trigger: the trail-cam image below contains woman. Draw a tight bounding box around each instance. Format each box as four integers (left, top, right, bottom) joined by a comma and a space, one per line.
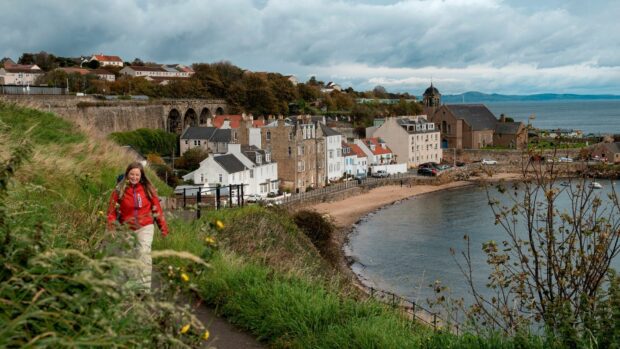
107, 162, 168, 290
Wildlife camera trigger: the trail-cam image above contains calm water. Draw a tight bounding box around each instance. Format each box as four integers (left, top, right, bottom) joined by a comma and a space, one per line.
346, 180, 620, 306
478, 100, 620, 135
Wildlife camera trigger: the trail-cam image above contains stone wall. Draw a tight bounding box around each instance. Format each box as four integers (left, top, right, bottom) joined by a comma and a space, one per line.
1, 95, 227, 136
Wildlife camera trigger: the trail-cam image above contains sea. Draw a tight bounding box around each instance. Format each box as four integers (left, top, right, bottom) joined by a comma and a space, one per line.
450, 99, 620, 135
346, 180, 620, 308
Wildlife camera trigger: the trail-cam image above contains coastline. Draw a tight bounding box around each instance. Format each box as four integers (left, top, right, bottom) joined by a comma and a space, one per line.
307, 172, 523, 284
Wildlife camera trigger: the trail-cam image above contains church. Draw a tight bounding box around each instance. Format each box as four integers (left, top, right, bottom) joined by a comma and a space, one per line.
422, 84, 528, 150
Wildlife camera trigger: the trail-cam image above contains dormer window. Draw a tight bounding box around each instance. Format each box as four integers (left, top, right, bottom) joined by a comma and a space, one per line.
265, 152, 271, 162
256, 154, 262, 164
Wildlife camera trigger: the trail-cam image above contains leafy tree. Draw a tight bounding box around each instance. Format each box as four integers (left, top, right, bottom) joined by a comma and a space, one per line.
297, 83, 320, 102
453, 160, 620, 345
174, 147, 209, 172
373, 85, 387, 98
85, 59, 100, 69
243, 73, 279, 116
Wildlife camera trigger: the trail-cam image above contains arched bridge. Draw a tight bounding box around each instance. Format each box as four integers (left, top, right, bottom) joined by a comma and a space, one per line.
161, 99, 228, 134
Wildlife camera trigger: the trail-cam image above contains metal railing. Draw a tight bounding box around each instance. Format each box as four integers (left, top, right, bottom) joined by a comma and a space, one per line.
366, 286, 460, 334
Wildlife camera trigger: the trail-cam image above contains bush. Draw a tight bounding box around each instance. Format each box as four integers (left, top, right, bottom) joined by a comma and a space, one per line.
293, 210, 336, 264
109, 128, 177, 157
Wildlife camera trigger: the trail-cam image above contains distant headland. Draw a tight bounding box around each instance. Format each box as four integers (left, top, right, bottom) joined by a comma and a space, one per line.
437, 91, 620, 103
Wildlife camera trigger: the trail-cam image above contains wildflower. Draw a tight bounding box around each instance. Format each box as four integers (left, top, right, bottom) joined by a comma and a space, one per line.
180, 273, 190, 282
202, 330, 210, 340
215, 220, 225, 230
205, 236, 216, 245
180, 324, 190, 334
98, 210, 105, 216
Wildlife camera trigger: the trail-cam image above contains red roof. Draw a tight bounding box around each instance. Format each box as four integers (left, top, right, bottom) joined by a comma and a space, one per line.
92, 55, 123, 62
212, 115, 265, 129
363, 138, 392, 155
349, 143, 367, 158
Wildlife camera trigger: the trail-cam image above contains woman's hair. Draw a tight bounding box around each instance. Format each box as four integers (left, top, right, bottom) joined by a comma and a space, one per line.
117, 162, 156, 200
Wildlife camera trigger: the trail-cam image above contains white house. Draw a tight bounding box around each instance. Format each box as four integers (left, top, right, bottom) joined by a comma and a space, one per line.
372, 116, 442, 168
354, 138, 394, 166
0, 64, 43, 85
320, 123, 344, 182
120, 65, 193, 79
183, 144, 278, 198
89, 54, 124, 67
342, 142, 368, 177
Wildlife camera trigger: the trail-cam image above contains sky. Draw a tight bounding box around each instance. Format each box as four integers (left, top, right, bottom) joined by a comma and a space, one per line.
1, 0, 619, 95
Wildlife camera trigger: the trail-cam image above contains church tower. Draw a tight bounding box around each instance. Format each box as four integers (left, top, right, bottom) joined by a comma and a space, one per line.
423, 82, 441, 108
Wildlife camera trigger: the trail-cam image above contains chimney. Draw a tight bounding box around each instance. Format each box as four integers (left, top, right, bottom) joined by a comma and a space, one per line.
499, 114, 506, 123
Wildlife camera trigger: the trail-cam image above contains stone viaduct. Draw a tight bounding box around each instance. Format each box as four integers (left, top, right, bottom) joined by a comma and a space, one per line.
1, 95, 229, 135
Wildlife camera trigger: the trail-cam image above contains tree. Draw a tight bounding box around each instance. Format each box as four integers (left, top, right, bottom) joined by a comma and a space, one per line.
243, 73, 279, 116
373, 85, 387, 98
453, 158, 620, 344
85, 60, 100, 69
174, 147, 209, 172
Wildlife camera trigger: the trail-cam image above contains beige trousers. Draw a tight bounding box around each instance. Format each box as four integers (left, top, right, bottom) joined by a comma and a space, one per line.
133, 224, 154, 291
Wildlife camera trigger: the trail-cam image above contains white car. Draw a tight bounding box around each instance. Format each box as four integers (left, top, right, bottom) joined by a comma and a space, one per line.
558, 157, 573, 163
481, 158, 497, 165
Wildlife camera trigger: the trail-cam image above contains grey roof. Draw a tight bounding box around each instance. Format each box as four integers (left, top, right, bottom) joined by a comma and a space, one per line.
495, 122, 523, 135
319, 123, 341, 137
181, 127, 231, 143
214, 154, 246, 173
445, 104, 498, 131
241, 145, 268, 165
601, 142, 620, 154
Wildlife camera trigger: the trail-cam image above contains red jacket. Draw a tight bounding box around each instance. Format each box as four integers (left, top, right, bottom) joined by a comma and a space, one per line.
107, 183, 169, 236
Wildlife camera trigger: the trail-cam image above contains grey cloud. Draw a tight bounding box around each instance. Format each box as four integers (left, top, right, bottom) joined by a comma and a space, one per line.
0, 0, 618, 94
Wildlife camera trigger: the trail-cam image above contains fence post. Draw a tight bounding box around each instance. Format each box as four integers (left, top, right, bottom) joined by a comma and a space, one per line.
216, 186, 221, 210
183, 188, 186, 208
433, 313, 437, 330
196, 189, 202, 219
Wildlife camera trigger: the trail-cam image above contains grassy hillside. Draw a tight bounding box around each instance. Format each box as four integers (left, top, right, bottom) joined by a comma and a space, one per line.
1, 101, 561, 348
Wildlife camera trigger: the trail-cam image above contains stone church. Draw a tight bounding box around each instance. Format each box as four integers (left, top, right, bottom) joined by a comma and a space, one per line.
422, 84, 527, 150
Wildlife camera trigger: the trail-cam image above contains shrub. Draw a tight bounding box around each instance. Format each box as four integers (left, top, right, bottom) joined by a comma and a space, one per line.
293, 210, 337, 264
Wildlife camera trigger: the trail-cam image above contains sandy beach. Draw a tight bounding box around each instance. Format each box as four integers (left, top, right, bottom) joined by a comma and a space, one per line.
309, 172, 520, 228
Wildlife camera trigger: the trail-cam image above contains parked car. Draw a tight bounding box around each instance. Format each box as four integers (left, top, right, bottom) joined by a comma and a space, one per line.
245, 194, 263, 203
354, 172, 367, 180
371, 170, 390, 178
417, 167, 437, 176
558, 157, 573, 163
481, 158, 497, 165
419, 162, 441, 170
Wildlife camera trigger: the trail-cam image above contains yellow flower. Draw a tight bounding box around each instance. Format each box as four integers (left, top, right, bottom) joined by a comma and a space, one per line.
180, 273, 190, 282
180, 324, 190, 334
215, 220, 225, 230
202, 330, 210, 340
98, 210, 105, 216
205, 236, 216, 245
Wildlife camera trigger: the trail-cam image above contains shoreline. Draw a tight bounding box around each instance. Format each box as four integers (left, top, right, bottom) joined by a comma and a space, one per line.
307, 173, 523, 285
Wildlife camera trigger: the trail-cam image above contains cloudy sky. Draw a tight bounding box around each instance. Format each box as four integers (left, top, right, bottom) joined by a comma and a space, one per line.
2, 0, 619, 95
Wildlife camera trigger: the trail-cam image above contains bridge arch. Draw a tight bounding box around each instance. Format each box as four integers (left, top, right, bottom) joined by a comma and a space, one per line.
184, 108, 198, 128
215, 107, 224, 115
167, 108, 182, 134
200, 108, 212, 125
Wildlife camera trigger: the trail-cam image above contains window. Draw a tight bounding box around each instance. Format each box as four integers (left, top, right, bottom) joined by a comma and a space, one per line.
185, 140, 189, 145
266, 131, 271, 141
200, 174, 204, 183
194, 140, 198, 146
289, 132, 293, 141
329, 150, 333, 159
297, 160, 305, 172
250, 170, 254, 178
256, 154, 262, 164
265, 152, 271, 162
218, 174, 223, 183
288, 147, 292, 157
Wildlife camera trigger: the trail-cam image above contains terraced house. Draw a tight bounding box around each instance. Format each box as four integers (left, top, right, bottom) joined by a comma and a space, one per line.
237, 115, 326, 193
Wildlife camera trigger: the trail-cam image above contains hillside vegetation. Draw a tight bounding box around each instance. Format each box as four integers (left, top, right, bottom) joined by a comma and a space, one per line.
1, 102, 567, 348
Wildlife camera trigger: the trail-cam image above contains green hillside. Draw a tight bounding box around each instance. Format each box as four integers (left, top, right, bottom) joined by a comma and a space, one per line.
1, 101, 562, 348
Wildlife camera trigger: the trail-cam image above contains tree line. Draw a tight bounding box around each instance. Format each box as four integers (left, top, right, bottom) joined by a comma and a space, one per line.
11, 51, 422, 126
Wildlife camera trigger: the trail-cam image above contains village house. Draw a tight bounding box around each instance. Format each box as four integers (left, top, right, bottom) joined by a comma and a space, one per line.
494, 115, 528, 149
119, 64, 194, 85
183, 143, 278, 198
371, 116, 442, 168
56, 67, 116, 82
237, 115, 326, 193
319, 123, 344, 182
88, 54, 124, 67
179, 126, 235, 156
354, 138, 394, 166
342, 141, 368, 178
0, 63, 43, 85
